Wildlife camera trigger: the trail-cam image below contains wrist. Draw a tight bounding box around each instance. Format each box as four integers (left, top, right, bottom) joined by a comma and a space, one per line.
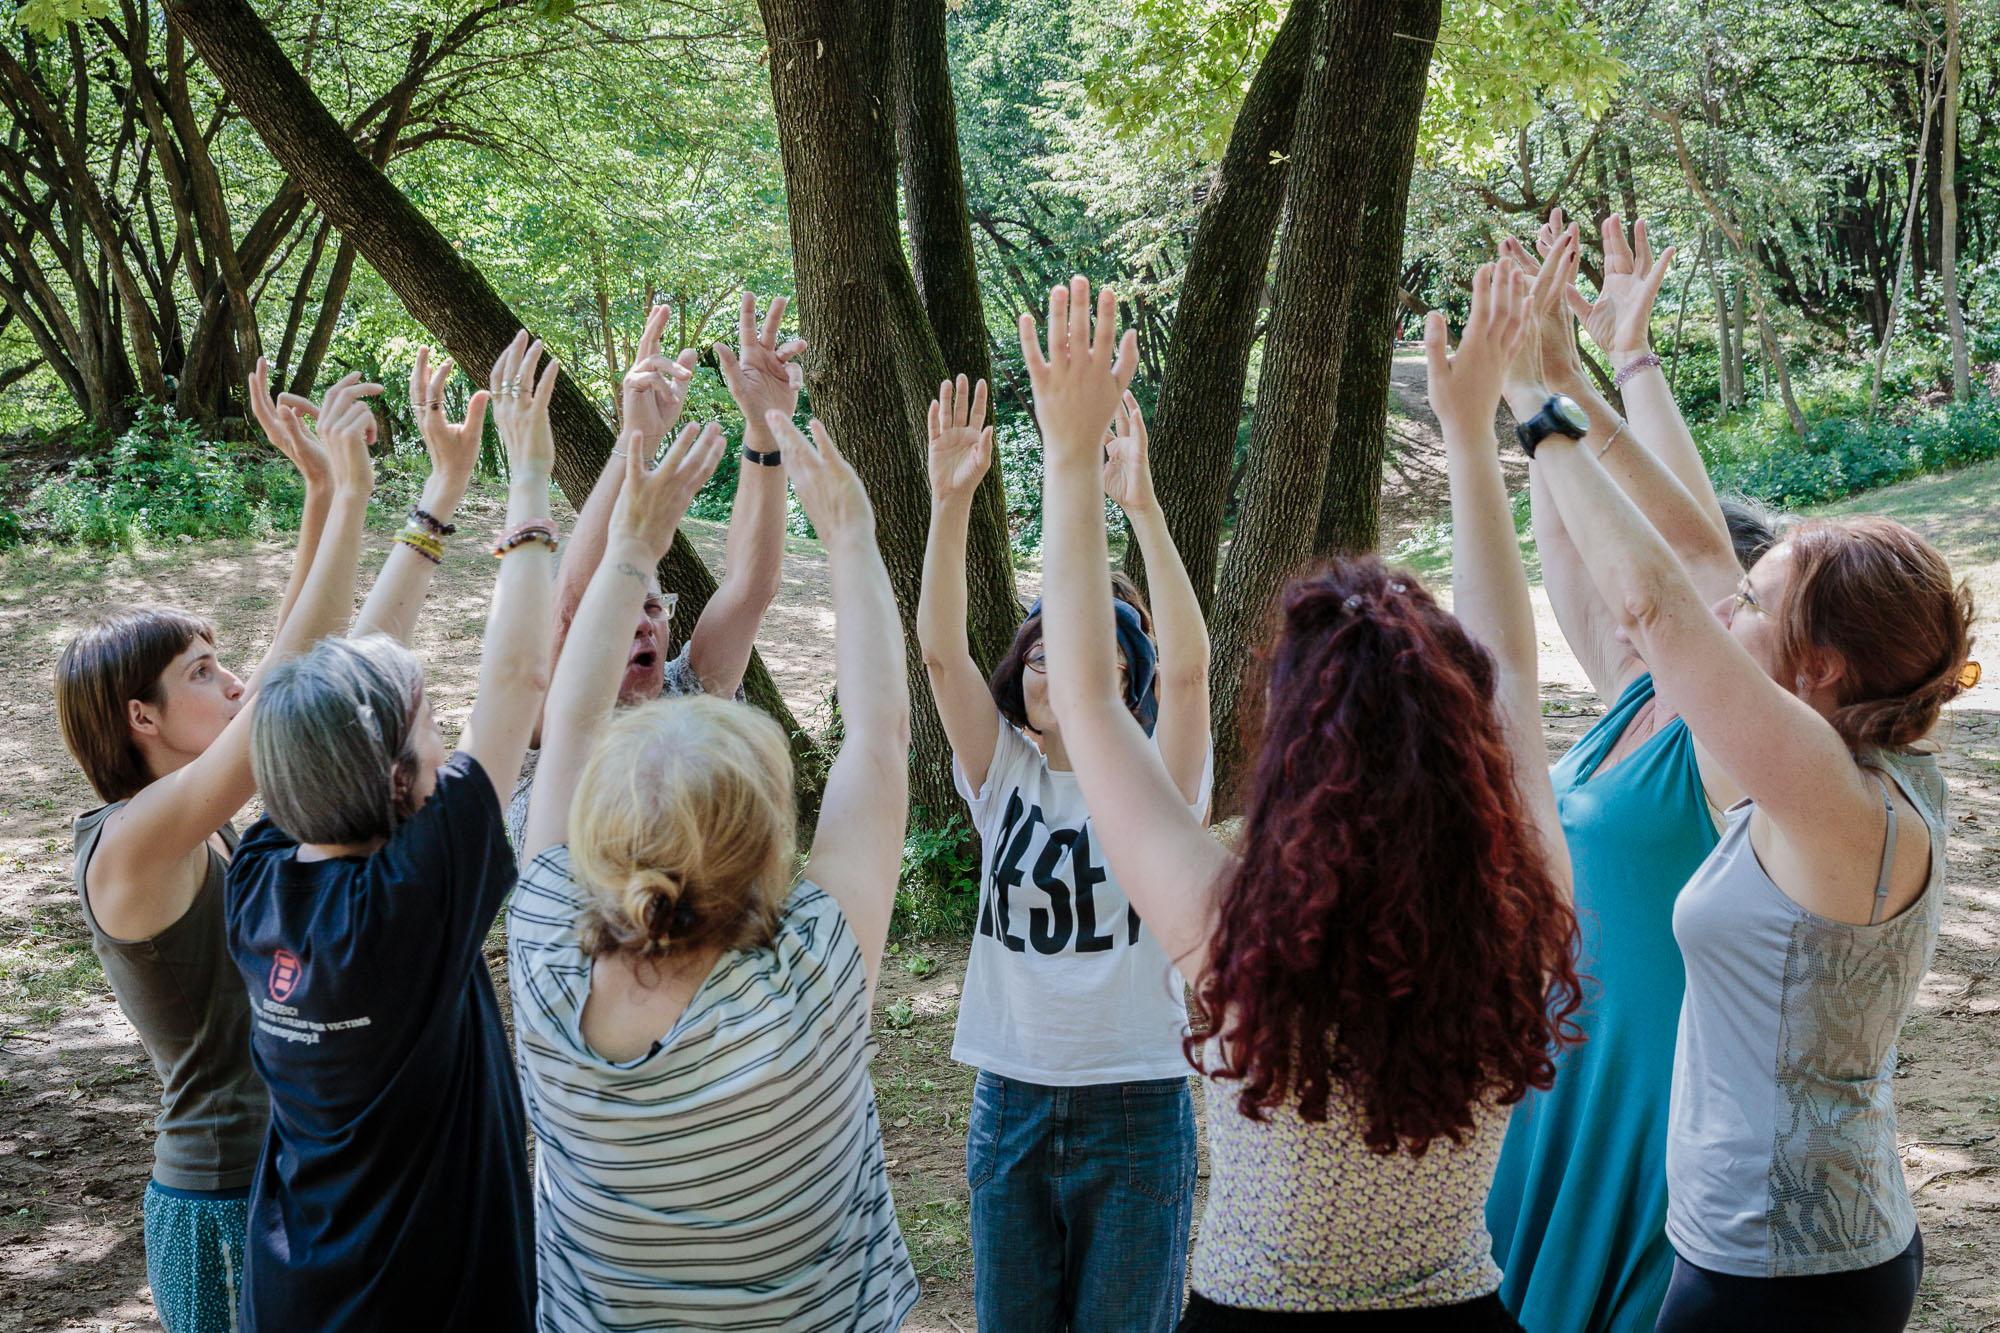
602, 532, 656, 568
418, 479, 466, 522
1610, 343, 1653, 365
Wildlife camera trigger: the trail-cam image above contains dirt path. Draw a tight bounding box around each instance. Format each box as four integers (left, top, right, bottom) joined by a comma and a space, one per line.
3, 449, 1997, 1330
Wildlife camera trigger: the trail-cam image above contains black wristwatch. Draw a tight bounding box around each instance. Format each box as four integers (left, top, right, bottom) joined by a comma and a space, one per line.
742, 444, 782, 467
1515, 393, 1590, 459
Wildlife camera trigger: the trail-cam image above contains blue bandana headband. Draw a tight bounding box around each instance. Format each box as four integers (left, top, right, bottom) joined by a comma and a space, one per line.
1025, 596, 1160, 736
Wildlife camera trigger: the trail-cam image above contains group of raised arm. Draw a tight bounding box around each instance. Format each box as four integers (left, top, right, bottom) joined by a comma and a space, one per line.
52, 219, 1974, 1333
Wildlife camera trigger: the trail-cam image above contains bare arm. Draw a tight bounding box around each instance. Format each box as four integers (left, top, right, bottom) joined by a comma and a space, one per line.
917, 376, 1002, 789
90, 376, 382, 936
775, 414, 909, 1001
352, 348, 490, 644
524, 423, 725, 863
1433, 262, 1570, 892
1106, 393, 1210, 805
458, 334, 558, 796
1032, 279, 1233, 983
688, 292, 804, 697
245, 356, 331, 654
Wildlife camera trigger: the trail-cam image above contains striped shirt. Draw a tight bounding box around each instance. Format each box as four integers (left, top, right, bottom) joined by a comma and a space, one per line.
509, 846, 918, 1332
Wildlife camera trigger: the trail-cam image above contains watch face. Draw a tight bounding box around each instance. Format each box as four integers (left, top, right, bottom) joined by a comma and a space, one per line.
1550, 394, 1590, 436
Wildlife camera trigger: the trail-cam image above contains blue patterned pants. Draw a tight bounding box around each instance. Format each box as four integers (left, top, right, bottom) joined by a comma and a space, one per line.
143, 1180, 249, 1333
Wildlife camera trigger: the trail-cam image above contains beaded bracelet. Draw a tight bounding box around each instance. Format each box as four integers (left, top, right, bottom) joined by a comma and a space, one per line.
408, 505, 456, 538
492, 520, 559, 559
394, 528, 444, 565
1612, 352, 1663, 392
743, 445, 783, 467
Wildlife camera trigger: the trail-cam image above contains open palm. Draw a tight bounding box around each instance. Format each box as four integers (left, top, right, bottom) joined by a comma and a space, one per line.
927, 375, 992, 499
1541, 208, 1674, 360
1101, 391, 1156, 514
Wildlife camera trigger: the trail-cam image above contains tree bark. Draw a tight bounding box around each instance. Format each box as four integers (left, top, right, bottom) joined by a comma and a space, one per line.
1206, 0, 1431, 803
1313, 0, 1441, 557
758, 0, 1019, 826
1143, 0, 1318, 610
891, 0, 1017, 654
1941, 0, 1969, 402
164, 0, 825, 819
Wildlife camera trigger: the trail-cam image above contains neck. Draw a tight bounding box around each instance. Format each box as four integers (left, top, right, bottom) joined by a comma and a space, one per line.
297, 836, 388, 862
1036, 726, 1072, 772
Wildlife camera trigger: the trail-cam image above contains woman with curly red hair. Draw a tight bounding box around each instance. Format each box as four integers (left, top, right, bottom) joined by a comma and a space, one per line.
1028, 262, 1583, 1329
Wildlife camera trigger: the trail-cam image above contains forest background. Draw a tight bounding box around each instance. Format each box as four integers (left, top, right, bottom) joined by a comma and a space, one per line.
2, 0, 1996, 922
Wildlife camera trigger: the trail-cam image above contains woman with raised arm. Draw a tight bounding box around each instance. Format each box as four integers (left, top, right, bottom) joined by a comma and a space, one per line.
1522, 318, 1975, 1329
505, 293, 801, 849
918, 369, 1211, 1329
222, 331, 563, 1331
509, 411, 917, 1331
1481, 219, 1781, 1332
1030, 271, 1581, 1330
51, 361, 389, 1333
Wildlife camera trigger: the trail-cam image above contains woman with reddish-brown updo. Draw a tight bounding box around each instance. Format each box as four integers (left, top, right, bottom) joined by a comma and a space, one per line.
1026, 260, 1584, 1329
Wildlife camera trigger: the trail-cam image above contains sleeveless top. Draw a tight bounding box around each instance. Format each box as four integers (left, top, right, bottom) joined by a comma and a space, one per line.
1192, 1057, 1507, 1311
1667, 749, 1946, 1278
509, 846, 919, 1332
1485, 672, 1717, 1330
74, 803, 266, 1191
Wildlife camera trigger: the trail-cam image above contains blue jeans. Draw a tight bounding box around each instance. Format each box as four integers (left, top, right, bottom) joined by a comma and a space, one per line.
968, 1070, 1197, 1332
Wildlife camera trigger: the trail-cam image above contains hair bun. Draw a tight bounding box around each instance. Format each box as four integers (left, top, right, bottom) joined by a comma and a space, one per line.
625, 868, 697, 956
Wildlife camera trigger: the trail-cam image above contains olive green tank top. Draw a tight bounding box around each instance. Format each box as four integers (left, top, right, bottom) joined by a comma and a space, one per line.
74, 803, 266, 1191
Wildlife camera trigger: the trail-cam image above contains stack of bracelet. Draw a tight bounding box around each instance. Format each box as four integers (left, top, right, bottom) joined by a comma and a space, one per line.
393, 506, 454, 565
492, 520, 559, 559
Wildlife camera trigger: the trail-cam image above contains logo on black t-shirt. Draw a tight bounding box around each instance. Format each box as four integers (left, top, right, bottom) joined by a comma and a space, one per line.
268, 949, 302, 1001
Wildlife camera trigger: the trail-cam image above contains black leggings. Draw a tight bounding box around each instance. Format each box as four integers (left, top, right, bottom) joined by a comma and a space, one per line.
1655, 1230, 1924, 1332
1179, 1291, 1522, 1331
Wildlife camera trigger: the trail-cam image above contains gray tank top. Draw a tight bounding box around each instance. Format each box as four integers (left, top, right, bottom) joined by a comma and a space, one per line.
74, 803, 267, 1191
1666, 750, 1945, 1278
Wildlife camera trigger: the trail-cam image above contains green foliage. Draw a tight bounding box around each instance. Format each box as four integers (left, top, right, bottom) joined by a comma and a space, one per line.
1700, 394, 2000, 511
895, 808, 981, 938
9, 0, 110, 39
26, 404, 307, 549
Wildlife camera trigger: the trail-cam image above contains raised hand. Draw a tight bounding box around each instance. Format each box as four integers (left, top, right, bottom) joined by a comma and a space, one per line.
1427, 262, 1531, 436
409, 346, 490, 509
622, 304, 698, 448
716, 291, 807, 426
247, 357, 330, 490
926, 375, 992, 500
608, 421, 726, 557
1565, 212, 1674, 363
1502, 224, 1584, 406
1018, 275, 1139, 461
765, 411, 873, 541
312, 372, 385, 497
1101, 390, 1158, 514
489, 330, 560, 477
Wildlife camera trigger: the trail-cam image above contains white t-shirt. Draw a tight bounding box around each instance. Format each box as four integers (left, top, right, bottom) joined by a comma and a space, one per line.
950, 712, 1211, 1085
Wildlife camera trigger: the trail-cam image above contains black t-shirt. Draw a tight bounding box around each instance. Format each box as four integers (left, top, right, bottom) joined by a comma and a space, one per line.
225, 751, 533, 1331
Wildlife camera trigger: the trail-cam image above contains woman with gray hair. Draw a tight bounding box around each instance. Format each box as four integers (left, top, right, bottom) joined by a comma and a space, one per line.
223, 331, 580, 1331
507, 407, 915, 1330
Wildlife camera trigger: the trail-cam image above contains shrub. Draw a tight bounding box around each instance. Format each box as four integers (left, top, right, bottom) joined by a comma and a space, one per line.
895, 807, 980, 938
28, 403, 307, 548
1699, 393, 2000, 511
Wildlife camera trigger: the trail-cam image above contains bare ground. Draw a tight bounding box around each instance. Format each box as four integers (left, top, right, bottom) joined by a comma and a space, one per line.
2, 384, 1997, 1329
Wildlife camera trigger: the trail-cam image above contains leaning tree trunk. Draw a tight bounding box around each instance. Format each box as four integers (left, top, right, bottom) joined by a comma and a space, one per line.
1314, 0, 1442, 557
1205, 0, 1429, 805
760, 0, 1022, 826
162, 0, 825, 819
1941, 0, 1969, 402
892, 0, 1019, 656
1142, 0, 1318, 611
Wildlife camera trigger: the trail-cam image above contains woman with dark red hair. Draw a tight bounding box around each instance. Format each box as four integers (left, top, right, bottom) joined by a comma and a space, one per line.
1028, 261, 1584, 1329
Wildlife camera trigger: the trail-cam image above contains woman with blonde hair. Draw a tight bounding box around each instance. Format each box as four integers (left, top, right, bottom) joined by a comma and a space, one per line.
509, 407, 917, 1330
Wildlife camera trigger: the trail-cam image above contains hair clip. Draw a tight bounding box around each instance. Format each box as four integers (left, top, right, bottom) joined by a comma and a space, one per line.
1343, 594, 1365, 611
1958, 660, 1983, 692
1389, 581, 1409, 595
354, 702, 382, 744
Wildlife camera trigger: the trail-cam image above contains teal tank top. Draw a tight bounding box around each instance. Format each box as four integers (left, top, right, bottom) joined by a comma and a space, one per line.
1485, 673, 1719, 1331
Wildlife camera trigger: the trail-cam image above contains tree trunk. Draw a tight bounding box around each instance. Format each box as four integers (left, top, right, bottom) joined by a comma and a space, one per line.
1206, 0, 1432, 804
891, 0, 1017, 651
1941, 0, 1969, 402
1143, 0, 1318, 609
1313, 0, 1441, 557
164, 0, 825, 819
1870, 57, 1940, 417
758, 0, 1017, 826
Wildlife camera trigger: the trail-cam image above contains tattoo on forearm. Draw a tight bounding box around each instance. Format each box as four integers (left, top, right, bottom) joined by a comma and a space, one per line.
616, 561, 647, 582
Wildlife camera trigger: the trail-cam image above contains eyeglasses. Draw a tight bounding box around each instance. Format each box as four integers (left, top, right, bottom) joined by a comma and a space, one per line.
1023, 648, 1126, 676
1731, 577, 1770, 618
645, 592, 680, 620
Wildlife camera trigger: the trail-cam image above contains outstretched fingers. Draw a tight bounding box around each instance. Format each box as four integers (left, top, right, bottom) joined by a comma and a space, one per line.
759, 295, 788, 348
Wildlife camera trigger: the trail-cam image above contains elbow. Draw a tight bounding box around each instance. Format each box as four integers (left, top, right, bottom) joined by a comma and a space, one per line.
1617, 568, 1675, 638
495, 655, 553, 701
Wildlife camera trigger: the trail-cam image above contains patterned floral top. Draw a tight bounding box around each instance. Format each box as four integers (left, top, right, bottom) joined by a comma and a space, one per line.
1193, 1061, 1509, 1312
